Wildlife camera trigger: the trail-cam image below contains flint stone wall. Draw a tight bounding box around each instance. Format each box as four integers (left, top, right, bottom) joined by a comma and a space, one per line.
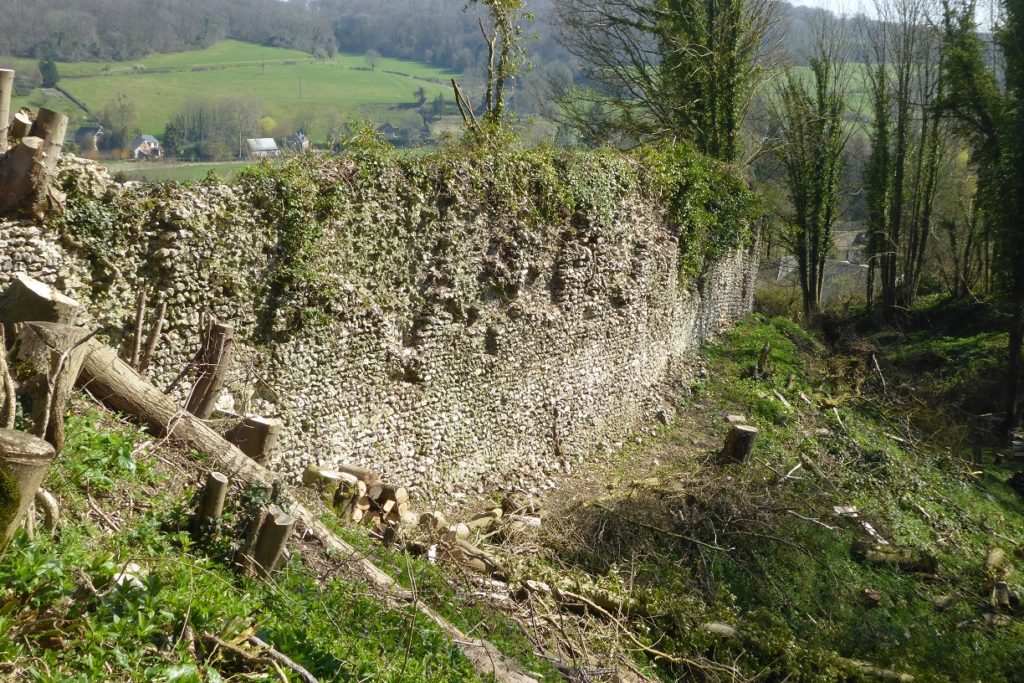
0, 156, 757, 502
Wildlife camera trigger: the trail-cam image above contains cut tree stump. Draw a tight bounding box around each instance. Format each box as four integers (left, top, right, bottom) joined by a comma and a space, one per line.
0, 69, 13, 152
252, 505, 296, 577
9, 322, 94, 451
720, 424, 758, 463
0, 429, 56, 557
8, 109, 32, 139
0, 274, 83, 326
186, 320, 234, 419
225, 415, 282, 466
72, 337, 537, 683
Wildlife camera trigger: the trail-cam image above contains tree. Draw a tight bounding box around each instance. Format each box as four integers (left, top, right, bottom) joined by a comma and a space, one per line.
415, 87, 427, 107
773, 26, 851, 317
471, 0, 531, 125
552, 0, 776, 160
38, 56, 59, 88
162, 121, 185, 158
861, 0, 945, 312
364, 49, 382, 71
938, 0, 1024, 436
98, 91, 137, 151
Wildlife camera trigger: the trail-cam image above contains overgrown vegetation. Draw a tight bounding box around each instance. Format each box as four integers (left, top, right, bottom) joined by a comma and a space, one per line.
0, 409, 489, 681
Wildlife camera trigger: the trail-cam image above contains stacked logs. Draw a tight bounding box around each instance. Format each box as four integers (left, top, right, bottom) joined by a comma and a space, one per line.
0, 69, 69, 219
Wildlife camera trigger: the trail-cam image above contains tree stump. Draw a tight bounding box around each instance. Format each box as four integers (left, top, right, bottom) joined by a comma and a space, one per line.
7, 109, 32, 139
0, 274, 83, 326
186, 320, 234, 419
9, 322, 94, 451
195, 471, 229, 524
0, 69, 13, 152
0, 429, 56, 557
225, 415, 282, 466
246, 505, 295, 578
721, 424, 758, 463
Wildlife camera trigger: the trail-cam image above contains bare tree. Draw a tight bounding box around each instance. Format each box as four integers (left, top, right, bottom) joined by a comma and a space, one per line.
551, 0, 778, 160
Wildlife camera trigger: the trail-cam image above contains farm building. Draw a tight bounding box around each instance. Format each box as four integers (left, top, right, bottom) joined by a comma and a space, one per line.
74, 126, 103, 152
287, 130, 310, 154
131, 134, 163, 160
245, 138, 280, 159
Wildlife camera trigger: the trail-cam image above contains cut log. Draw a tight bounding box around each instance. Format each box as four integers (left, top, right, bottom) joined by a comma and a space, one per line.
73, 337, 537, 683
0, 274, 83, 326
185, 320, 234, 419
720, 424, 758, 464
851, 541, 938, 574
8, 109, 32, 139
0, 69, 13, 152
0, 108, 67, 219
0, 429, 56, 557
225, 415, 282, 466
9, 322, 94, 451
332, 463, 379, 485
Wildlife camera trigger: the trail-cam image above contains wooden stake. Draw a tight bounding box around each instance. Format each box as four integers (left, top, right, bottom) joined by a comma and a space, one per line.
0, 69, 13, 152
0, 429, 56, 558
186, 320, 234, 419
721, 424, 758, 463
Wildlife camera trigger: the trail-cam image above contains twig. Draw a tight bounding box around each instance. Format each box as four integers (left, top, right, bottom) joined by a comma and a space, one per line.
787, 510, 839, 531
248, 635, 320, 683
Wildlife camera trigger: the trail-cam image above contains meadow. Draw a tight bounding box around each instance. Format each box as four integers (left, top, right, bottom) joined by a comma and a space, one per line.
4, 40, 457, 143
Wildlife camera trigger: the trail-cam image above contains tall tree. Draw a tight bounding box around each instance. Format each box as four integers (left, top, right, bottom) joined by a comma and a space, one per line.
552, 0, 776, 160
939, 0, 1024, 437
773, 26, 851, 317
861, 0, 945, 313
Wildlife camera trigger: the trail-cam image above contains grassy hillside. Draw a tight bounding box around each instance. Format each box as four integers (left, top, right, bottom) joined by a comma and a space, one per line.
4, 40, 456, 143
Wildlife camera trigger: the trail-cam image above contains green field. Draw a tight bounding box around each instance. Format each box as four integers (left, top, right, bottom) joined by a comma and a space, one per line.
103, 160, 260, 183
3, 40, 458, 143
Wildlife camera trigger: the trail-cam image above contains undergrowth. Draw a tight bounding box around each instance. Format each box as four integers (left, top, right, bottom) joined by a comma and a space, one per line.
0, 411, 484, 682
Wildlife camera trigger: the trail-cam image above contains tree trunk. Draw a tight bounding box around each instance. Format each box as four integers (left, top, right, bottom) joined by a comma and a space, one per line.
251, 505, 295, 577
194, 470, 229, 532
9, 322, 93, 451
74, 338, 538, 683
0, 274, 84, 326
0, 69, 13, 153
186, 321, 234, 419
0, 429, 56, 558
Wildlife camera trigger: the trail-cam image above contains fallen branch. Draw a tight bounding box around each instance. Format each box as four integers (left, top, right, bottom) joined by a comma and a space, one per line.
248, 635, 319, 683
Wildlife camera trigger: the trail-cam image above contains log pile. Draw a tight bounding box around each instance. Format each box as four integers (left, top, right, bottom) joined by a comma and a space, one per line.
0, 69, 69, 219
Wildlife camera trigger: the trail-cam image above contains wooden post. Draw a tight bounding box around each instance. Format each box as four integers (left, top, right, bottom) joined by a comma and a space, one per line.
186, 320, 234, 419
252, 505, 295, 577
0, 429, 56, 558
0, 69, 13, 152
0, 274, 83, 326
130, 291, 146, 369
721, 424, 758, 463
225, 415, 282, 465
10, 322, 93, 452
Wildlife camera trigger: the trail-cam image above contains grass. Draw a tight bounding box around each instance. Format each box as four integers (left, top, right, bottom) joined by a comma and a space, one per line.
103, 160, 258, 183
4, 40, 457, 142
0, 409, 484, 682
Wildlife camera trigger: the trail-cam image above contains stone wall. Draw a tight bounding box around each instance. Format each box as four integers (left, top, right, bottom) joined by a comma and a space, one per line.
0, 153, 758, 502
